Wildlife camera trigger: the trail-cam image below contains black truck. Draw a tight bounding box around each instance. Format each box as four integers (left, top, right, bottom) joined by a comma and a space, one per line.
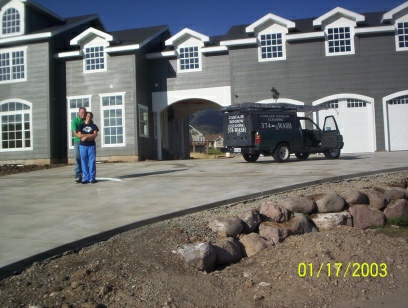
221, 103, 344, 162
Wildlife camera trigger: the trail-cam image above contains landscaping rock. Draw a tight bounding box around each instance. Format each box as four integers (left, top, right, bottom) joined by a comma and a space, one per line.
239, 233, 272, 257
384, 187, 408, 200
213, 238, 244, 266
365, 189, 389, 210
259, 201, 292, 222
289, 213, 318, 234
279, 197, 316, 214
208, 217, 243, 237
238, 209, 261, 233
384, 199, 408, 220
339, 190, 369, 205
259, 222, 294, 244
315, 192, 345, 213
349, 204, 386, 230
311, 211, 353, 231
177, 242, 216, 272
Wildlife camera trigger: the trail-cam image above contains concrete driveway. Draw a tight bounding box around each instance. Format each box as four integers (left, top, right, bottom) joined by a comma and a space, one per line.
1, 151, 407, 278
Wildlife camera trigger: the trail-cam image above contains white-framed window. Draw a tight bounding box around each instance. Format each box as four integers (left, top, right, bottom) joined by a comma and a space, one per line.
2, 8, 20, 35
326, 26, 354, 56
347, 99, 366, 108
0, 47, 26, 83
396, 20, 408, 51
100, 93, 125, 147
67, 96, 91, 149
139, 105, 149, 138
0, 100, 32, 151
389, 95, 408, 105
179, 46, 200, 72
84, 45, 105, 72
259, 33, 284, 60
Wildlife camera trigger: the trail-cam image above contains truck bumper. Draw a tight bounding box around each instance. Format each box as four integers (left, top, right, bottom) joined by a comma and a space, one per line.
221, 147, 259, 154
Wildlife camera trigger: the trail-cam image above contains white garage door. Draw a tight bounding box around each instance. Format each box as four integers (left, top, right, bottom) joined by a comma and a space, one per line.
387, 98, 408, 151
317, 99, 375, 153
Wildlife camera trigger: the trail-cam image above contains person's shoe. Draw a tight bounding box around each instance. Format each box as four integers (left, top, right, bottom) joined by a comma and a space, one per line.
90, 179, 98, 184
81, 181, 89, 184
75, 178, 82, 184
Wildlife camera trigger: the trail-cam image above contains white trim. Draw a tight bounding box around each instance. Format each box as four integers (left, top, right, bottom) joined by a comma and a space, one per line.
99, 92, 126, 148
0, 98, 33, 152
146, 51, 176, 59
382, 90, 408, 151
165, 28, 209, 46
355, 25, 395, 34
201, 46, 228, 53
246, 13, 295, 33
256, 98, 304, 105
220, 38, 257, 46
56, 50, 82, 58
313, 7, 365, 29
286, 32, 325, 41
105, 44, 140, 53
21, 0, 64, 21
382, 1, 408, 22
70, 27, 113, 46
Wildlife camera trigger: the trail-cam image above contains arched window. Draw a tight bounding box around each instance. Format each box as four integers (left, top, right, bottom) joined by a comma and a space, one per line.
2, 8, 20, 35
0, 101, 32, 151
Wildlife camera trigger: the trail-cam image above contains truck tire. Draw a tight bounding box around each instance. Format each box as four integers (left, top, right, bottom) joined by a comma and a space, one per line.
243, 153, 260, 162
295, 152, 310, 160
273, 144, 290, 162
324, 148, 341, 159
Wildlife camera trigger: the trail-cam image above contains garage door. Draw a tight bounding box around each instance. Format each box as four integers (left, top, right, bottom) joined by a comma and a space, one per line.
387, 96, 408, 151
316, 99, 375, 153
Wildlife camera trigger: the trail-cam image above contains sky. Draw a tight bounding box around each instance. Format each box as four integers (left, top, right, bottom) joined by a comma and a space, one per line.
35, 0, 405, 36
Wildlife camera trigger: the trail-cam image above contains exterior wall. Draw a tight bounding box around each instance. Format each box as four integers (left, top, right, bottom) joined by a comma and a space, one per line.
228, 32, 408, 151
0, 42, 52, 164
65, 52, 138, 161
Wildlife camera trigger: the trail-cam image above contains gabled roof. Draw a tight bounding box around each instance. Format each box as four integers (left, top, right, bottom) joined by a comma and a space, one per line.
21, 0, 64, 22
313, 7, 365, 28
165, 28, 209, 46
70, 27, 113, 45
382, 1, 408, 22
245, 13, 296, 33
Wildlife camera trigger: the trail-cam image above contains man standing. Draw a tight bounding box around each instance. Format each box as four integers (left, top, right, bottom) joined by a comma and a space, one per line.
71, 107, 86, 183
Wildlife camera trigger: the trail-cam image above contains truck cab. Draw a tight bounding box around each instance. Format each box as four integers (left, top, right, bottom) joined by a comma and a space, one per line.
221, 103, 344, 163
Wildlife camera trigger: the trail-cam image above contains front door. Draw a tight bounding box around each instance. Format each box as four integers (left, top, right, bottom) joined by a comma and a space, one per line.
321, 116, 342, 148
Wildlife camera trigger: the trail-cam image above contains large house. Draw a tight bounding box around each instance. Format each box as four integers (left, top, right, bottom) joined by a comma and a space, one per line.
1, 0, 407, 164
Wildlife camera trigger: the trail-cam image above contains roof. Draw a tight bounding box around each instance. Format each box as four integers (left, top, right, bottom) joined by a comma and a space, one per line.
109, 25, 169, 47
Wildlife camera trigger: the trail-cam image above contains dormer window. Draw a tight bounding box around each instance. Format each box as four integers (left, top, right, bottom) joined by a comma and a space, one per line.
397, 21, 408, 50
260, 33, 283, 59
179, 46, 199, 71
327, 26, 352, 54
84, 46, 105, 72
2, 8, 20, 35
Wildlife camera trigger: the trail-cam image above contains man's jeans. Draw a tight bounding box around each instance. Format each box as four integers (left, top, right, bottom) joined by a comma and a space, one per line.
74, 142, 82, 179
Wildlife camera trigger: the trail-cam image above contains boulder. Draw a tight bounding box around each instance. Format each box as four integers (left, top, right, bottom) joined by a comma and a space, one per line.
365, 189, 389, 210
349, 204, 386, 230
259, 222, 294, 244
239, 233, 272, 257
259, 201, 292, 222
311, 211, 353, 231
209, 217, 243, 237
315, 192, 345, 213
289, 213, 318, 234
384, 187, 408, 201
384, 199, 408, 220
177, 242, 216, 272
339, 190, 369, 205
279, 197, 316, 214
213, 238, 244, 266
237, 209, 261, 233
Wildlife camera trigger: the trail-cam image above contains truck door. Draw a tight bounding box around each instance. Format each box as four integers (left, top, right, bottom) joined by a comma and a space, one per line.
321, 116, 341, 148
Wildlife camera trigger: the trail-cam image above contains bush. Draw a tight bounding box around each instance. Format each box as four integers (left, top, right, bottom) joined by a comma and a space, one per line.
387, 216, 408, 227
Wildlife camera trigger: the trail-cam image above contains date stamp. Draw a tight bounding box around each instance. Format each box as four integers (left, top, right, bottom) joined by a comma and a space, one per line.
297, 262, 388, 278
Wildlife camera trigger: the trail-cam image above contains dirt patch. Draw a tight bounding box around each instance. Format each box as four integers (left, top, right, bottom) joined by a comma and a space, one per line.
0, 169, 407, 307
0, 164, 67, 176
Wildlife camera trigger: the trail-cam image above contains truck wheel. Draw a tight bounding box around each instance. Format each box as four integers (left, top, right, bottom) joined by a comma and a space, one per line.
273, 144, 290, 162
295, 152, 310, 160
243, 153, 260, 162
324, 148, 341, 159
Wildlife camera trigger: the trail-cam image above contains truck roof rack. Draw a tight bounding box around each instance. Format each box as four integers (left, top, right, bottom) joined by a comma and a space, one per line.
221, 102, 333, 113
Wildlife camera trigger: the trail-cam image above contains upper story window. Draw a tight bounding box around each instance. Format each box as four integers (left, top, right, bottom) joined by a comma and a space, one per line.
0, 100, 32, 151
0, 48, 26, 83
2, 8, 20, 35
179, 46, 200, 72
84, 46, 105, 72
260, 33, 284, 60
396, 21, 408, 50
327, 26, 352, 55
